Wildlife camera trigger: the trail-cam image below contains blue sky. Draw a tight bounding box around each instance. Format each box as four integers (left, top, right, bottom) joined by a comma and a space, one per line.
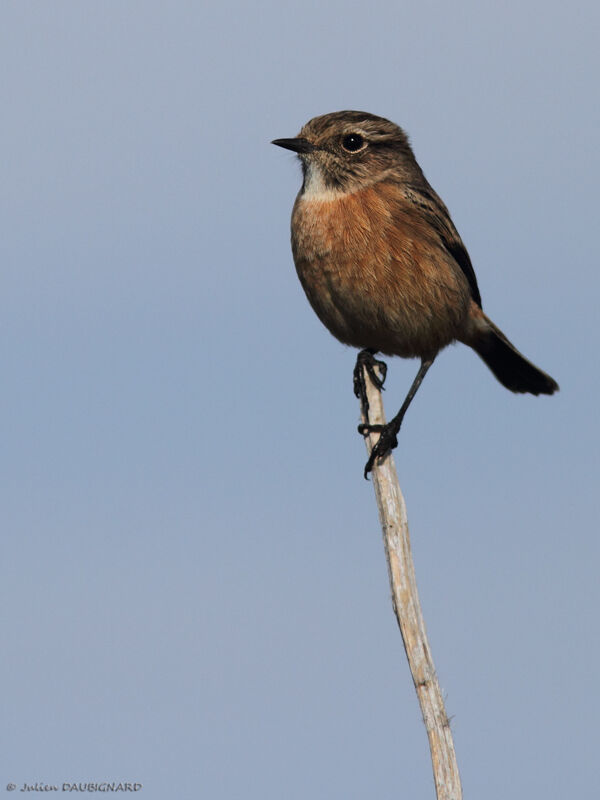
1, 2, 598, 798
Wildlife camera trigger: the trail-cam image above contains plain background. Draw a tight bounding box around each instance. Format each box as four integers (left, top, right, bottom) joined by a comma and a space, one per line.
1, 1, 598, 798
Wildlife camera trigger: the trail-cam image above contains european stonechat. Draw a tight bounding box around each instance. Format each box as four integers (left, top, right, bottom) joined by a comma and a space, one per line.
273, 111, 558, 477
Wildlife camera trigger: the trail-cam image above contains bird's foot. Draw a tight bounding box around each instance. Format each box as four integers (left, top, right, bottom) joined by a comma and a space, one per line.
353, 349, 387, 420
358, 418, 401, 479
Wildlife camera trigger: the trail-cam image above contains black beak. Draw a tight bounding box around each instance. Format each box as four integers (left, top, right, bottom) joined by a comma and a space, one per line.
271, 137, 316, 154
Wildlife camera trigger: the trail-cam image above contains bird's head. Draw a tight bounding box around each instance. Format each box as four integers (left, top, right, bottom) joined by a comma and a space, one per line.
272, 110, 415, 197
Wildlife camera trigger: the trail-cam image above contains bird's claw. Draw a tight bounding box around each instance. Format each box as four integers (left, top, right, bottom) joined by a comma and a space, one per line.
360, 420, 400, 479
353, 350, 388, 424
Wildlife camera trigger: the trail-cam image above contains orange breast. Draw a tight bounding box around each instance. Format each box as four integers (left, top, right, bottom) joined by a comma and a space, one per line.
291, 183, 472, 358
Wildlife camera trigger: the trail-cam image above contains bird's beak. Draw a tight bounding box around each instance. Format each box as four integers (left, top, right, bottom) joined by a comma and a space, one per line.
271, 137, 316, 154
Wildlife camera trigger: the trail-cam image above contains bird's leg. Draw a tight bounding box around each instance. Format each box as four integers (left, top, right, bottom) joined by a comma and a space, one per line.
359, 358, 434, 479
353, 348, 388, 424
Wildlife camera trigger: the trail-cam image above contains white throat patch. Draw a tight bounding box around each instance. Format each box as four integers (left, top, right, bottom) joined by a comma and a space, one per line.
301, 161, 344, 202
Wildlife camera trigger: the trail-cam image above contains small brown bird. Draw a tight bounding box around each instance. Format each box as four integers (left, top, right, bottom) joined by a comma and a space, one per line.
273, 111, 558, 477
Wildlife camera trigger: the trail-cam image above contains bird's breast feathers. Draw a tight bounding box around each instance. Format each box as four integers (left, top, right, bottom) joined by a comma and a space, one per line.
290, 183, 472, 357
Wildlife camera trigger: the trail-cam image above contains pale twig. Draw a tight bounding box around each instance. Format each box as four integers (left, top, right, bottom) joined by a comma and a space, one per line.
360, 364, 462, 800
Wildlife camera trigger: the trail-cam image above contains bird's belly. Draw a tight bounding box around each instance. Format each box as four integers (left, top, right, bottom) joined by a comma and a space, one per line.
291, 189, 471, 358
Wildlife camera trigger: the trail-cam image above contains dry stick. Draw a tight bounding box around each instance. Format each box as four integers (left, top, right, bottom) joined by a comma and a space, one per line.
360, 364, 462, 800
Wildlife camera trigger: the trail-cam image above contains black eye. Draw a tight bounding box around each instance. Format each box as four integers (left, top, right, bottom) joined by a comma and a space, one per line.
341, 133, 365, 152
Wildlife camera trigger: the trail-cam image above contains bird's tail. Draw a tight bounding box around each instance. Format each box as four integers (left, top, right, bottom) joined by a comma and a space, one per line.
471, 315, 559, 396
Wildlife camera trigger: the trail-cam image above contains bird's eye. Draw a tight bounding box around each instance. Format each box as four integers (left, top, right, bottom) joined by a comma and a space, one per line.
341, 133, 365, 152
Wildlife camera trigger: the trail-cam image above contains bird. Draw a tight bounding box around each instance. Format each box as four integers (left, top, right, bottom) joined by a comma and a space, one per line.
272, 111, 558, 477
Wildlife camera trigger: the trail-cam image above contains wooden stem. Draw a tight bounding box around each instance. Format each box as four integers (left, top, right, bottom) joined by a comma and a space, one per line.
360, 365, 462, 800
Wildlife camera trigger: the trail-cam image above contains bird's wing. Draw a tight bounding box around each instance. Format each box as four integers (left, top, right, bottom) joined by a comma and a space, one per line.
402, 181, 482, 308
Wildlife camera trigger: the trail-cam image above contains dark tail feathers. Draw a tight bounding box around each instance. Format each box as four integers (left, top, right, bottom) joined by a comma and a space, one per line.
472, 317, 559, 396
